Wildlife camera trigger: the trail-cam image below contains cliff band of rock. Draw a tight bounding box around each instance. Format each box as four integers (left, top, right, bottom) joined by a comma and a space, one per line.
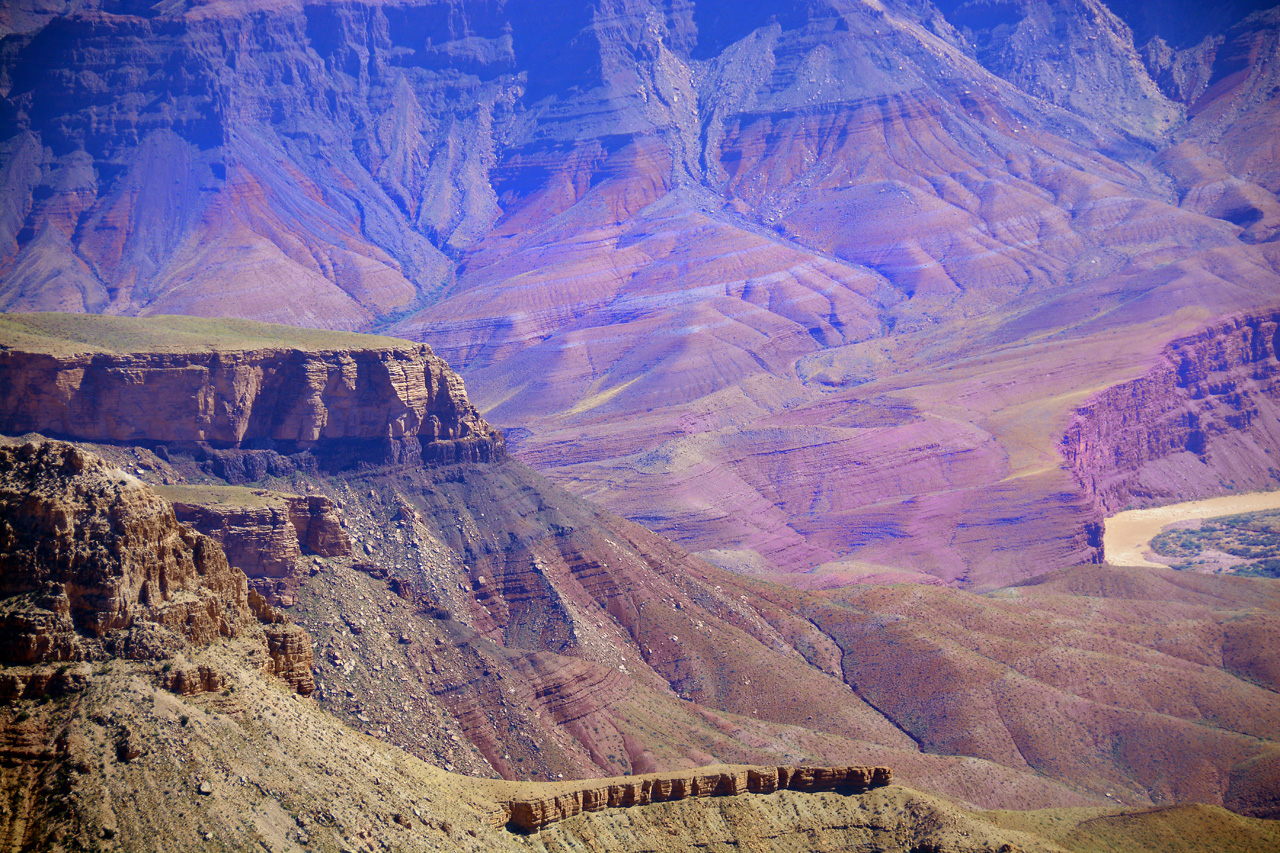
0, 322, 504, 473
1062, 308, 1280, 525
0, 440, 314, 695
497, 764, 893, 832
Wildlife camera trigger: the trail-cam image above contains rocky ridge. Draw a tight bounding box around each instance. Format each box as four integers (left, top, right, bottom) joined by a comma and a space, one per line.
497, 764, 892, 832
3, 316, 1280, 825
0, 314, 504, 472
1, 467, 1275, 853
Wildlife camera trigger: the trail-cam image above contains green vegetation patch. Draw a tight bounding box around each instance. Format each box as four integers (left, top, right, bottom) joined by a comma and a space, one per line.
0, 313, 415, 355
1150, 509, 1280, 576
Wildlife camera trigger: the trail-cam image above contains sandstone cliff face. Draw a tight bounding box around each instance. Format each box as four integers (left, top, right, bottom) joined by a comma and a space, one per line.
0, 441, 313, 693
0, 328, 504, 471
1061, 308, 1280, 521
168, 501, 304, 597
287, 494, 351, 557
0, 441, 251, 662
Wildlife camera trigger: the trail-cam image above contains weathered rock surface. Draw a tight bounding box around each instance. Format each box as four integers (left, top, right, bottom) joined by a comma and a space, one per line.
1062, 307, 1280, 523
0, 314, 503, 472
0, 645, 1104, 853
163, 487, 351, 604
498, 764, 892, 832
261, 617, 318, 696
287, 494, 351, 557
0, 440, 314, 693
0, 441, 251, 662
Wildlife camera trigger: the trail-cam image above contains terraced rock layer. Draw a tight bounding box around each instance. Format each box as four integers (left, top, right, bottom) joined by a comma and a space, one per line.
0, 440, 314, 694
164, 487, 351, 605
4, 0, 1280, 585
1, 438, 1277, 851
5, 315, 1279, 815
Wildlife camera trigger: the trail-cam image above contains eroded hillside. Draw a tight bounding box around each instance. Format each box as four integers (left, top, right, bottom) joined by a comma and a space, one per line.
2, 315, 1277, 831
3, 438, 1279, 853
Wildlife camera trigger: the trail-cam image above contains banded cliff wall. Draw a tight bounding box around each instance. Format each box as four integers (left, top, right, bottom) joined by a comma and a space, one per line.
167, 492, 351, 605
1061, 309, 1280, 526
0, 340, 504, 472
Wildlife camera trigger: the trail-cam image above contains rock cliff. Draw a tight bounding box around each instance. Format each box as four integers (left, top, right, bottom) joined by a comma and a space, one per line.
497, 764, 892, 832
0, 314, 504, 472
0, 440, 313, 694
1061, 308, 1280, 523
162, 487, 351, 605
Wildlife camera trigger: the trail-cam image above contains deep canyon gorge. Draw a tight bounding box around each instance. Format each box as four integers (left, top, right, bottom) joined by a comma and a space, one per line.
2, 0, 1280, 850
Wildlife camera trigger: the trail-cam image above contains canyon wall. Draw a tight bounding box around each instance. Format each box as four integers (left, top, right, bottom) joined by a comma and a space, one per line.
1061, 308, 1280, 520
0, 323, 504, 472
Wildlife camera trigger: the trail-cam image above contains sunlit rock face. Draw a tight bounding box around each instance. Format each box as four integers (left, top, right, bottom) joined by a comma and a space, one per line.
3, 0, 1279, 585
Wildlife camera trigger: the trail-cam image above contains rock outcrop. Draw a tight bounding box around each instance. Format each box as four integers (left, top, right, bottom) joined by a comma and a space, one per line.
164, 488, 351, 605
498, 764, 892, 832
0, 440, 313, 693
259, 608, 318, 695
0, 314, 504, 473
1061, 308, 1280, 525
287, 494, 351, 556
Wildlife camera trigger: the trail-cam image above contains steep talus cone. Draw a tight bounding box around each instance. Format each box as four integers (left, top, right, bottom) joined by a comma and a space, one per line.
499, 764, 892, 832
0, 330, 504, 470
0, 441, 313, 694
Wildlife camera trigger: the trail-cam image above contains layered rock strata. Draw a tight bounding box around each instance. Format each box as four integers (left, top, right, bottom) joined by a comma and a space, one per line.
498, 764, 893, 832
0, 316, 504, 473
166, 490, 350, 604
1062, 309, 1280, 523
0, 440, 313, 694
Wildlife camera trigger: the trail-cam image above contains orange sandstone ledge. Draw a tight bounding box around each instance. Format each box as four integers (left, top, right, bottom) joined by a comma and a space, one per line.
493, 764, 892, 833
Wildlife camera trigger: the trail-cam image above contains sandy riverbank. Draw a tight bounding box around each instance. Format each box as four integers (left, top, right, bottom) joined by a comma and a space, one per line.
1104, 491, 1280, 568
